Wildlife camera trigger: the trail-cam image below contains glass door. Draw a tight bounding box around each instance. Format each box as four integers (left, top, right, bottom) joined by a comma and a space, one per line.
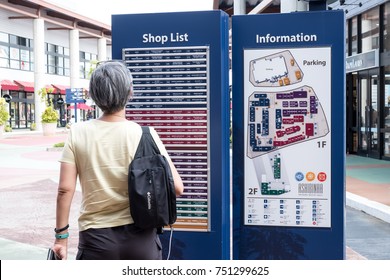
370, 73, 379, 156
9, 91, 34, 129
346, 73, 358, 153
384, 70, 390, 159
357, 69, 380, 158
358, 72, 368, 153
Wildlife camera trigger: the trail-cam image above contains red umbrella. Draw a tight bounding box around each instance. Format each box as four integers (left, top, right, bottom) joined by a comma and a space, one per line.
68, 103, 94, 110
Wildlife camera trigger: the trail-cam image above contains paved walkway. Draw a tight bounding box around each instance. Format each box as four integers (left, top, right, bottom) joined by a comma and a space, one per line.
0, 129, 389, 260
346, 155, 390, 224
0, 129, 79, 260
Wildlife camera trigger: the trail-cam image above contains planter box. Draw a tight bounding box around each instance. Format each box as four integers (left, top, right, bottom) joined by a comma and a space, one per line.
42, 122, 57, 136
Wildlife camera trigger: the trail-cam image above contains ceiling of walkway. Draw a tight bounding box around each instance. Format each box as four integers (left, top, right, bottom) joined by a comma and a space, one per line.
217, 0, 281, 15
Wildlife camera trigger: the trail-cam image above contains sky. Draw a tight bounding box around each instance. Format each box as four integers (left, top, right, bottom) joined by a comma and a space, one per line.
45, 0, 214, 25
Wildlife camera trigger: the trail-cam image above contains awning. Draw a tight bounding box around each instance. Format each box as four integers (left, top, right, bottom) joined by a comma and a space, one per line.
45, 85, 55, 92
0, 79, 19, 91
14, 80, 34, 92
51, 84, 69, 95
68, 103, 94, 110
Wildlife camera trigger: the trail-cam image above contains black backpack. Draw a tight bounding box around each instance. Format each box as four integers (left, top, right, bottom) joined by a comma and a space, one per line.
128, 126, 177, 232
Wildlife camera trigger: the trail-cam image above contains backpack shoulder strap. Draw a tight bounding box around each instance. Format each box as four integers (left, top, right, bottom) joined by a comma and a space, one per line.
134, 126, 161, 159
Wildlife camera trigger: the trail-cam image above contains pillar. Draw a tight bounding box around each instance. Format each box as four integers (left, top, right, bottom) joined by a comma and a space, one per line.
69, 29, 80, 122
281, 0, 308, 13
69, 29, 80, 89
98, 37, 107, 62
33, 18, 45, 130
234, 0, 246, 15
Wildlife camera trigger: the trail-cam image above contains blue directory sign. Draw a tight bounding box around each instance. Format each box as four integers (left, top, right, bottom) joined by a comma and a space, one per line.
65, 88, 84, 104
232, 10, 345, 259
112, 11, 230, 260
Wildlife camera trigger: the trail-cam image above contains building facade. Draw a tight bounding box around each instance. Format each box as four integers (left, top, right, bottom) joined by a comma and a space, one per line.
0, 0, 111, 129
330, 0, 390, 161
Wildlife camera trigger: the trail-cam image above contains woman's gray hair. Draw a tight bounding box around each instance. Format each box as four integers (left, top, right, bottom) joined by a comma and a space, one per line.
89, 61, 133, 114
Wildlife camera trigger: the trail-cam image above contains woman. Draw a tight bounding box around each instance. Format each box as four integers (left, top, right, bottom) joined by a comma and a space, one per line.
52, 61, 184, 260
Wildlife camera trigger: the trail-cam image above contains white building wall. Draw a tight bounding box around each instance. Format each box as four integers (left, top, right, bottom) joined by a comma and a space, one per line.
0, 9, 35, 81
0, 67, 34, 81
0, 8, 109, 89
45, 26, 69, 49
80, 38, 99, 54
0, 9, 34, 40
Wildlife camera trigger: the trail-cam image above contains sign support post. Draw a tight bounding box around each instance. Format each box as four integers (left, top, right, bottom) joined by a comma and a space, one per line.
65, 88, 84, 123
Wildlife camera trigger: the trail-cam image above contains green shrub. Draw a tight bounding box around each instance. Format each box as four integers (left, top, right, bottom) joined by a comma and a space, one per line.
53, 142, 65, 148
4, 124, 12, 132
30, 122, 36, 131
38, 87, 59, 124
41, 106, 59, 123
0, 97, 10, 126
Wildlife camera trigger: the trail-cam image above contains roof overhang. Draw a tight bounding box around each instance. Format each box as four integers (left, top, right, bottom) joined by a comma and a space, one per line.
0, 0, 111, 42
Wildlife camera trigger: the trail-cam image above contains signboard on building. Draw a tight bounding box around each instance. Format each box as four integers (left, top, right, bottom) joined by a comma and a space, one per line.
346, 49, 379, 73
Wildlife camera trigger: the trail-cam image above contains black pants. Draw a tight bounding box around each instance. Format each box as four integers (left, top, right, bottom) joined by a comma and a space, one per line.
76, 224, 162, 260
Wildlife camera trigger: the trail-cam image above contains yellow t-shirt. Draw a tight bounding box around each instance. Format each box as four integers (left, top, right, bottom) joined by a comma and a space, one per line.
60, 119, 169, 232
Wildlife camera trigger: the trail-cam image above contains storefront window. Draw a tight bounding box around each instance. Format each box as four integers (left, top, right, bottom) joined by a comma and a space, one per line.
7, 91, 35, 129
346, 20, 349, 55
0, 32, 8, 43
384, 2, 390, 53
10, 60, 20, 69
385, 133, 390, 157
0, 44, 9, 67
385, 68, 390, 129
0, 32, 33, 71
46, 43, 69, 76
20, 49, 30, 70
359, 75, 368, 150
351, 17, 358, 55
361, 7, 379, 52
64, 57, 70, 76
385, 66, 390, 158
79, 51, 97, 79
10, 47, 20, 69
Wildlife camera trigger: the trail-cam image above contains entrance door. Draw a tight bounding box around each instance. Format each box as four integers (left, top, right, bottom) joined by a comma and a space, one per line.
357, 69, 380, 158
346, 73, 358, 153
9, 91, 35, 129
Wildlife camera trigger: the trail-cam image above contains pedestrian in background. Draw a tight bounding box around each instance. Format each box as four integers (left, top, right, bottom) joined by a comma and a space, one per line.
86, 111, 92, 120
70, 115, 75, 124
52, 61, 183, 260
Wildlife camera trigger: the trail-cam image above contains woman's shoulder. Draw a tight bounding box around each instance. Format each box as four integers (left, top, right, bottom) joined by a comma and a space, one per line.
73, 119, 140, 128
69, 120, 143, 143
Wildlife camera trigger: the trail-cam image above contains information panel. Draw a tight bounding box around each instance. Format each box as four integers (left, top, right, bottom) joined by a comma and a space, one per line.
113, 10, 230, 260
123, 46, 210, 231
244, 47, 331, 228
232, 10, 345, 260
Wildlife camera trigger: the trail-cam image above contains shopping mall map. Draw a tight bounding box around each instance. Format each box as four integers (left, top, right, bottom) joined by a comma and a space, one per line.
248, 50, 303, 87
244, 48, 332, 227
247, 85, 329, 159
